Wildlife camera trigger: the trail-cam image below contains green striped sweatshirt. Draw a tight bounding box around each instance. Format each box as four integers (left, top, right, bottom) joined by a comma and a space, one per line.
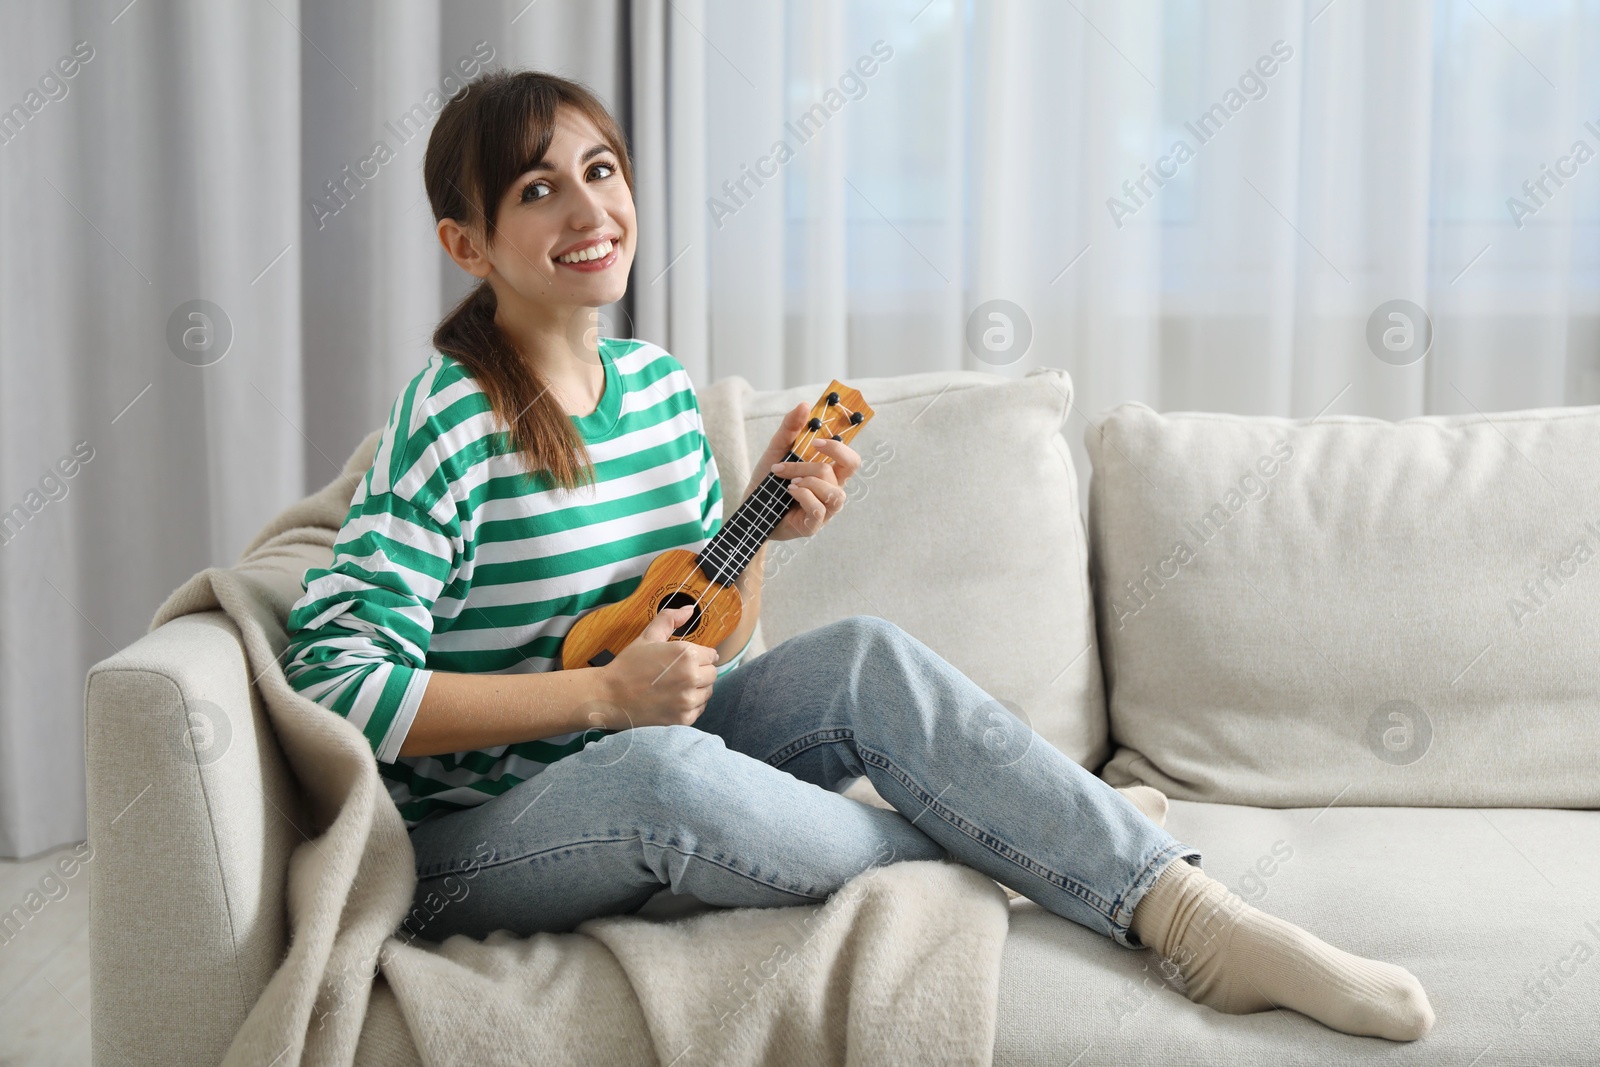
283, 338, 753, 830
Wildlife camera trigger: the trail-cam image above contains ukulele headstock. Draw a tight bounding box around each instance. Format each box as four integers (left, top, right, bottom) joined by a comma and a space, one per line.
790, 380, 874, 463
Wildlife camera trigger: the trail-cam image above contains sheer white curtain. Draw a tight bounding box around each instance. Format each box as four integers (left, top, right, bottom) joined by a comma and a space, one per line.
2, 0, 1595, 856
694, 0, 1600, 476
1, 1, 305, 859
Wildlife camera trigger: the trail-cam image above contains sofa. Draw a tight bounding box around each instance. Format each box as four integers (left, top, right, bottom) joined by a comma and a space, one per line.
86, 362, 1600, 1065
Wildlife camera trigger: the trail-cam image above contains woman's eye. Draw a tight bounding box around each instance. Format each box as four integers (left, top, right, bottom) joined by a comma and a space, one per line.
520, 163, 613, 203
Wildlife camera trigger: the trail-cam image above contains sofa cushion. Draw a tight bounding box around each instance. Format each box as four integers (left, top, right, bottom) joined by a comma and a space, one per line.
1086, 402, 1600, 807
701, 366, 1108, 768
995, 800, 1600, 1064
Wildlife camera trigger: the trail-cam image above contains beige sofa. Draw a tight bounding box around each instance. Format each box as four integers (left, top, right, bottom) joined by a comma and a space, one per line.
86, 364, 1600, 1064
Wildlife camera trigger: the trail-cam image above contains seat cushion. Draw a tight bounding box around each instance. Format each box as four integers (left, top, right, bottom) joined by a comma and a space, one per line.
994, 801, 1600, 1064
705, 366, 1108, 768
1086, 401, 1600, 807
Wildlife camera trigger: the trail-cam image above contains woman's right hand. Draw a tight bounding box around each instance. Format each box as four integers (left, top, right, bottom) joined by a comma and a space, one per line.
598, 604, 719, 729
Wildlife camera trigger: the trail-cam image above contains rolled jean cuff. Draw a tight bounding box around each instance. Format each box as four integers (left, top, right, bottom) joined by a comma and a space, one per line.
1109, 842, 1204, 950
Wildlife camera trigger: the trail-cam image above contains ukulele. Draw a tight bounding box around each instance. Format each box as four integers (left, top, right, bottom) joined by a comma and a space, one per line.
559, 380, 875, 671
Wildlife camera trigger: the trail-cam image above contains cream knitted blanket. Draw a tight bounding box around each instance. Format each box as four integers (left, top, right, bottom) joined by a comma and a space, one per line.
148, 427, 1010, 1067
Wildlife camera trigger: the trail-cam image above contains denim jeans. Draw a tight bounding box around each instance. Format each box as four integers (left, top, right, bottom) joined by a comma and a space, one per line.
404, 614, 1202, 950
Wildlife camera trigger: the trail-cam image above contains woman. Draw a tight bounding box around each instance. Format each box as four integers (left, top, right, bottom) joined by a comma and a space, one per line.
283, 69, 1433, 1043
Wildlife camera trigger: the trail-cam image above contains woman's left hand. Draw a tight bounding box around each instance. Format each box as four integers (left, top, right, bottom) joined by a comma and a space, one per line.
744, 401, 861, 541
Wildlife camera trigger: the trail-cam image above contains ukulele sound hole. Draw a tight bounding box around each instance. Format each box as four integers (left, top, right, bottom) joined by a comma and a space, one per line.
657, 591, 702, 638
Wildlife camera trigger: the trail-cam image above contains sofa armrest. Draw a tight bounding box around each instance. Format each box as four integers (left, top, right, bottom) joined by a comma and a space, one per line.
85, 610, 304, 1066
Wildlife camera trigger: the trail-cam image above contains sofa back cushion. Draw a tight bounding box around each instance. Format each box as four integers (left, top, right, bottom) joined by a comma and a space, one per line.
701, 367, 1108, 768
1087, 401, 1600, 807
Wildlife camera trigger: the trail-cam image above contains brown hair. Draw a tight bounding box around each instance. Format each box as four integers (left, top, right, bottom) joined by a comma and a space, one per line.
423, 70, 634, 491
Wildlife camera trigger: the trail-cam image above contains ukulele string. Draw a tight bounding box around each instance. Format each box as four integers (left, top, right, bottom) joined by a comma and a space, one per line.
671, 429, 829, 642
667, 401, 863, 646
656, 419, 830, 624
678, 395, 870, 630
713, 399, 864, 583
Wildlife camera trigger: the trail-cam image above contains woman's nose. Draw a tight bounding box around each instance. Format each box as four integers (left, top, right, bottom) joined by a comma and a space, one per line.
567, 181, 611, 227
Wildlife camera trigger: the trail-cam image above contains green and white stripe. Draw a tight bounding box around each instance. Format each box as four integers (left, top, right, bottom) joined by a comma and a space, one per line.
284, 338, 751, 829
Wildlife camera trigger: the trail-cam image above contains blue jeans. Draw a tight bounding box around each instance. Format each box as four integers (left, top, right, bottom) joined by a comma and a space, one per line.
404, 615, 1202, 950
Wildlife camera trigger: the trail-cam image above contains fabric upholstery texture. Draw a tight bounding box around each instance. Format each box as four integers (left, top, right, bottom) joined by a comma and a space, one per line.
1088, 402, 1600, 808
996, 800, 1598, 1065
84, 611, 306, 1066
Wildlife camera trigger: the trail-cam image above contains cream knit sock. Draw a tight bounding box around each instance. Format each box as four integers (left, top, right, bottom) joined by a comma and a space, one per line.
1115, 785, 1169, 827
1128, 857, 1435, 1041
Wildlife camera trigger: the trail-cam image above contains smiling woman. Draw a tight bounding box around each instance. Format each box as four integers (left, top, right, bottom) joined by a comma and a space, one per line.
423, 70, 639, 488
284, 68, 797, 801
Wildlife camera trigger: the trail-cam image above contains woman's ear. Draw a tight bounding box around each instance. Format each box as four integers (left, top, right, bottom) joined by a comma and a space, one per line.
437, 217, 493, 279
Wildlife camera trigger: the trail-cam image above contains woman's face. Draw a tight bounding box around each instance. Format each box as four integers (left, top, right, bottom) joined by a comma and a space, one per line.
480, 106, 636, 319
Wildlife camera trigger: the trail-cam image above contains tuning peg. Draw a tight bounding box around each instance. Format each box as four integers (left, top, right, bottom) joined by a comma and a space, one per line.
826, 391, 840, 405
807, 417, 823, 431
848, 411, 863, 424
831, 434, 842, 441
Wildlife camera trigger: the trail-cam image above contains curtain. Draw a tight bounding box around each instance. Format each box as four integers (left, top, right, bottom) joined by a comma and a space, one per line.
2, 0, 1595, 857
697, 0, 1600, 452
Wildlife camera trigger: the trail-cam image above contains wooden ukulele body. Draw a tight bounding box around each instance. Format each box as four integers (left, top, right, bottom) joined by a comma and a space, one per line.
559, 549, 742, 671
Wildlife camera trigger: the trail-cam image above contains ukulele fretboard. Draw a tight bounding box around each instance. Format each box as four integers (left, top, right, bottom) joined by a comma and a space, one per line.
693, 385, 871, 588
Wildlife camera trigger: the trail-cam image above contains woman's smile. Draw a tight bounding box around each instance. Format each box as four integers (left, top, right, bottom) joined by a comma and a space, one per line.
553, 235, 621, 272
